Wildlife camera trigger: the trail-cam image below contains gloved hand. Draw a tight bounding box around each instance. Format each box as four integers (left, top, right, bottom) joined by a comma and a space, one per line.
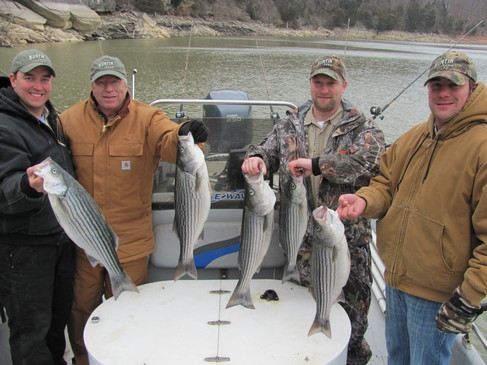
435, 287, 483, 334
178, 119, 208, 143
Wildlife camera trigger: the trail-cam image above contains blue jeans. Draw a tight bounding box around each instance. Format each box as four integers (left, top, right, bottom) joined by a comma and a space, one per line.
0, 238, 75, 365
385, 286, 457, 365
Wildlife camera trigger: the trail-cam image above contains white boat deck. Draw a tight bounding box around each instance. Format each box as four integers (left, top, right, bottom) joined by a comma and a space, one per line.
84, 279, 351, 365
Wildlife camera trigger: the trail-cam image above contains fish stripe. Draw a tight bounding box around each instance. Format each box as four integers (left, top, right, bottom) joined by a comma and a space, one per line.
61, 188, 122, 275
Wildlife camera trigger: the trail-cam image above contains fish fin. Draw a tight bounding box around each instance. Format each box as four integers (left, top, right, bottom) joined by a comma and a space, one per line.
307, 316, 332, 338
226, 285, 255, 309
337, 290, 346, 303
110, 272, 139, 300
195, 173, 202, 192
109, 226, 119, 251
174, 258, 198, 281
308, 286, 317, 301
281, 265, 300, 284
86, 254, 100, 268
199, 229, 204, 241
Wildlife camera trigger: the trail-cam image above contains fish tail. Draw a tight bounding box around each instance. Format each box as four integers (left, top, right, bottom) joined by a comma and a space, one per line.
226, 286, 255, 309
174, 259, 198, 281
110, 272, 139, 300
281, 265, 301, 284
307, 315, 331, 338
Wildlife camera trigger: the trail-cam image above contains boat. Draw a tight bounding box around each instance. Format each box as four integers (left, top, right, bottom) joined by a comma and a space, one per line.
1, 90, 486, 364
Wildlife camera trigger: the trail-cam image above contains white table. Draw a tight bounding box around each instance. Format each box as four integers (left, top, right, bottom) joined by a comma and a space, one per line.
84, 279, 351, 365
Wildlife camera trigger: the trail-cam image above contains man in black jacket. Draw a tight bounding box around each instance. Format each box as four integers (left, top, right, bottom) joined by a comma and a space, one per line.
0, 49, 75, 365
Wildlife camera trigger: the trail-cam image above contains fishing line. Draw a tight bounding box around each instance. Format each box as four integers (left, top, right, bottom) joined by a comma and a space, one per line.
97, 38, 105, 56
180, 21, 194, 99
370, 20, 484, 120
255, 40, 279, 120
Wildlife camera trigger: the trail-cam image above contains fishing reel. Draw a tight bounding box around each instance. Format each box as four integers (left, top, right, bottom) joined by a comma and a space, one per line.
370, 106, 384, 120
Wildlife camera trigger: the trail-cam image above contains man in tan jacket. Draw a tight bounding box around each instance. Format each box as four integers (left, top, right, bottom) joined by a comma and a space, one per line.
338, 52, 487, 365
60, 55, 207, 365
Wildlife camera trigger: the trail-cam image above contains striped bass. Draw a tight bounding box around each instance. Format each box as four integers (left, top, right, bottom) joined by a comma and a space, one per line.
309, 206, 350, 337
173, 132, 211, 280
279, 172, 308, 283
34, 157, 138, 300
226, 171, 276, 309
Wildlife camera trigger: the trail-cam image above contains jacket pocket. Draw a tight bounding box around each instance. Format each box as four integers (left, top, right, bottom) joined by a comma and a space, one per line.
401, 210, 458, 293
108, 143, 144, 176
70, 143, 94, 156
108, 144, 145, 208
109, 143, 143, 157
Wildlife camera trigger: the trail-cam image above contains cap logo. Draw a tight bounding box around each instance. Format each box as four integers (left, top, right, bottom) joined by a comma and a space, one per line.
98, 61, 115, 69
28, 54, 47, 62
436, 58, 454, 69
318, 59, 334, 68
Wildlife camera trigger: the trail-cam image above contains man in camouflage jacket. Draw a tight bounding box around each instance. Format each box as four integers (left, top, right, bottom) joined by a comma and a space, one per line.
242, 56, 385, 365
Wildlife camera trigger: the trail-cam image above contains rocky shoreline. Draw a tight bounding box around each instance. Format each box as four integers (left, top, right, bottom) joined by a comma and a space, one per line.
1, 10, 486, 48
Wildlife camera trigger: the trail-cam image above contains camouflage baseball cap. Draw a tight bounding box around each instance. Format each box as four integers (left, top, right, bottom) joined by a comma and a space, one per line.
90, 55, 127, 82
309, 55, 346, 81
424, 51, 477, 86
10, 49, 55, 77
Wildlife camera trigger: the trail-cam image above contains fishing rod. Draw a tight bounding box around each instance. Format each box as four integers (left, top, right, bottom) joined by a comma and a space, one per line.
370, 20, 484, 120
344, 18, 350, 58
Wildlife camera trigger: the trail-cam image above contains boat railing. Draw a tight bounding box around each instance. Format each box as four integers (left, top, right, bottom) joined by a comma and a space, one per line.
150, 98, 298, 111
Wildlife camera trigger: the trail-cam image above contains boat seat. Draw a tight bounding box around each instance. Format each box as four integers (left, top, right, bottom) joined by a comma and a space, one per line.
149, 207, 286, 281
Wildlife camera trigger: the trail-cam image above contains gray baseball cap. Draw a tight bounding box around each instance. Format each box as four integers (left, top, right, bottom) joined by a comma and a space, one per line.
10, 49, 55, 77
90, 55, 127, 82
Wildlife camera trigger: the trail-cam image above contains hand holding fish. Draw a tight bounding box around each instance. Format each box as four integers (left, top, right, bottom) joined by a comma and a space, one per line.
26, 165, 46, 193
288, 158, 312, 177
241, 156, 267, 176
178, 119, 208, 143
337, 194, 366, 220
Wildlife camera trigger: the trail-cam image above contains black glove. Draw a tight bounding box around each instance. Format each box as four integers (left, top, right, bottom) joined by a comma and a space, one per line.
435, 287, 483, 334
178, 119, 208, 143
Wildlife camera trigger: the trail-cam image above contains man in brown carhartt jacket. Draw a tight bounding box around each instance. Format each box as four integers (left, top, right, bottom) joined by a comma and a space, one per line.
60, 55, 207, 365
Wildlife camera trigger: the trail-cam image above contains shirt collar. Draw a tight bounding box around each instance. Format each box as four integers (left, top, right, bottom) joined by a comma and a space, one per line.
304, 104, 343, 127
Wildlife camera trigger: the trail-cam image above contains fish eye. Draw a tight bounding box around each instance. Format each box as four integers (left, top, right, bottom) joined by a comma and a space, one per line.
52, 168, 57, 174
291, 183, 296, 190
249, 190, 255, 196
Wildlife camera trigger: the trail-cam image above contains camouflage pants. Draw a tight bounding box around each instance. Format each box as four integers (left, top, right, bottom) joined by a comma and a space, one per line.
296, 220, 373, 365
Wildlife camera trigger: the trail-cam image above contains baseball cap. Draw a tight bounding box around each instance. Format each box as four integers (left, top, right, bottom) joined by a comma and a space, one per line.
90, 55, 127, 82
424, 51, 477, 86
10, 49, 55, 77
309, 55, 346, 81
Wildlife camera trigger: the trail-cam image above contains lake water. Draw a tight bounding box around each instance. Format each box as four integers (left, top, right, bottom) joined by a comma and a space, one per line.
1, 36, 487, 359
1, 36, 486, 144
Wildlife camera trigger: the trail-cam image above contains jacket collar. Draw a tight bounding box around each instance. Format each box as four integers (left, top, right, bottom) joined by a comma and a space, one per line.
90, 91, 131, 122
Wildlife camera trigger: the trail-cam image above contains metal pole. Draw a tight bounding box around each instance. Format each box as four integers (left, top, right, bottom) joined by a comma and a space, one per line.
132, 69, 137, 99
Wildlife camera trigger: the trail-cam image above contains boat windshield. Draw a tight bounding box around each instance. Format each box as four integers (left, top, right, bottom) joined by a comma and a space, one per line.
151, 97, 296, 210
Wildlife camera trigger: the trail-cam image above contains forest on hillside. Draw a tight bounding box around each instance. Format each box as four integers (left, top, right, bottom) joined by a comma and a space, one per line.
122, 0, 486, 36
